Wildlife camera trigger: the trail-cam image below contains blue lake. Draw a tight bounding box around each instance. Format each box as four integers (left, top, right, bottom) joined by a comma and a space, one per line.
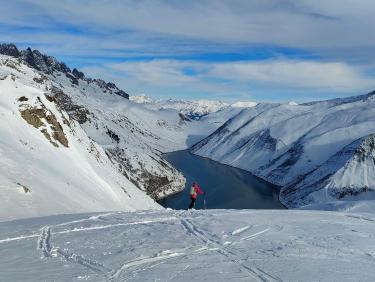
159, 150, 285, 210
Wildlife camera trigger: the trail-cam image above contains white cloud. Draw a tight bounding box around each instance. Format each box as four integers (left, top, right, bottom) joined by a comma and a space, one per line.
6, 0, 375, 50
110, 60, 199, 86
210, 60, 374, 90
105, 59, 374, 91
79, 58, 374, 103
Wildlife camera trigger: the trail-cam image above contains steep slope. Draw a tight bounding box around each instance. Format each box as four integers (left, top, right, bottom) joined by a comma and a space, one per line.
0, 71, 158, 221
281, 134, 375, 207
1, 209, 375, 281
192, 92, 375, 207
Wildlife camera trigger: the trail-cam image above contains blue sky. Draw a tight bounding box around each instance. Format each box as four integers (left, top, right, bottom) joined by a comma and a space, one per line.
1, 0, 375, 102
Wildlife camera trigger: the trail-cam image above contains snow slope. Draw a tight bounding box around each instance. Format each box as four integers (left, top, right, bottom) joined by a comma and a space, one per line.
281, 134, 375, 207
0, 70, 158, 222
192, 93, 375, 208
1, 209, 375, 281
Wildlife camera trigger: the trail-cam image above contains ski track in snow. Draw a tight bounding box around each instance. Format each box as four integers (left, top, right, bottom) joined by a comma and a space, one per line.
3, 213, 282, 281
345, 214, 375, 222
37, 226, 52, 258
2, 210, 375, 281
231, 225, 252, 236
36, 224, 113, 278
108, 246, 212, 281
178, 216, 282, 282
0, 216, 178, 245
241, 228, 271, 241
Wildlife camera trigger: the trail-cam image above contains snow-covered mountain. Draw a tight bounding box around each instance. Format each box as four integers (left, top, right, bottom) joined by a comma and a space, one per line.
2, 209, 375, 281
192, 92, 375, 208
0, 44, 224, 220
130, 94, 257, 119
281, 134, 375, 208
0, 65, 158, 221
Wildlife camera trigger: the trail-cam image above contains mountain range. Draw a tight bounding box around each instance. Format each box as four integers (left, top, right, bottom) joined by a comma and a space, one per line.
1, 42, 375, 219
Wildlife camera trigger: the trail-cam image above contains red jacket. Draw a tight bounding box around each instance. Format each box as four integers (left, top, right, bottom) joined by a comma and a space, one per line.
190, 183, 204, 199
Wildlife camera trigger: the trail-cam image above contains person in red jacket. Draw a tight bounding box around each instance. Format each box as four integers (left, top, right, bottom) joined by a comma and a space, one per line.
188, 182, 204, 209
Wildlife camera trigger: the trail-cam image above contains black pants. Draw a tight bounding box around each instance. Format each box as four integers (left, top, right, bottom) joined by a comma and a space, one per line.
188, 197, 196, 209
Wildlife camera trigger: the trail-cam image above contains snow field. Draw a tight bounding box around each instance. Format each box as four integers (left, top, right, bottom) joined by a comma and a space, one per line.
1, 209, 375, 281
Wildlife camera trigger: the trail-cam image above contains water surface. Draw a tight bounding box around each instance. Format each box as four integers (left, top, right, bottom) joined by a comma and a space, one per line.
159, 150, 285, 210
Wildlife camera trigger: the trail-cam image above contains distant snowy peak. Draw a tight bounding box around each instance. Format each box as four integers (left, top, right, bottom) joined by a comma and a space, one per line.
130, 94, 257, 119
130, 94, 154, 104
287, 101, 298, 106
130, 95, 229, 119
0, 43, 129, 99
231, 101, 258, 108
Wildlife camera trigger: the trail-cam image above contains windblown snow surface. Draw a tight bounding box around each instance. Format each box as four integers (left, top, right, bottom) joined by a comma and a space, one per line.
1, 210, 375, 282
192, 93, 375, 208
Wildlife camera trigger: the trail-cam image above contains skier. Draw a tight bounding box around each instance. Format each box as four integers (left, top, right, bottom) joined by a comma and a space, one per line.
188, 182, 204, 209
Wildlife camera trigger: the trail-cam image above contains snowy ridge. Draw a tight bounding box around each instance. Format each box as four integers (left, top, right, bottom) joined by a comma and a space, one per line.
192, 93, 375, 208
0, 43, 129, 99
130, 94, 257, 119
1, 209, 375, 281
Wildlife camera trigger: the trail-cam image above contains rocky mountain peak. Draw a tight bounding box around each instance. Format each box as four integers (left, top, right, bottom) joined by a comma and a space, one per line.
0, 43, 20, 57
0, 42, 129, 99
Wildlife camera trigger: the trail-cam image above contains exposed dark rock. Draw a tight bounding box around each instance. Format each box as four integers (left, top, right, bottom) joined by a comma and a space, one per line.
0, 43, 20, 57
19, 102, 69, 148
106, 128, 120, 144
65, 72, 79, 85
16, 183, 31, 194
179, 113, 191, 123
72, 68, 85, 79
51, 86, 91, 124
33, 75, 47, 84
20, 108, 45, 128
18, 96, 28, 102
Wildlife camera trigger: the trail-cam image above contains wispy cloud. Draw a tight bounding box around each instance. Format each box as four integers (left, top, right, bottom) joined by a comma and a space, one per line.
1, 0, 375, 101
81, 59, 374, 101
